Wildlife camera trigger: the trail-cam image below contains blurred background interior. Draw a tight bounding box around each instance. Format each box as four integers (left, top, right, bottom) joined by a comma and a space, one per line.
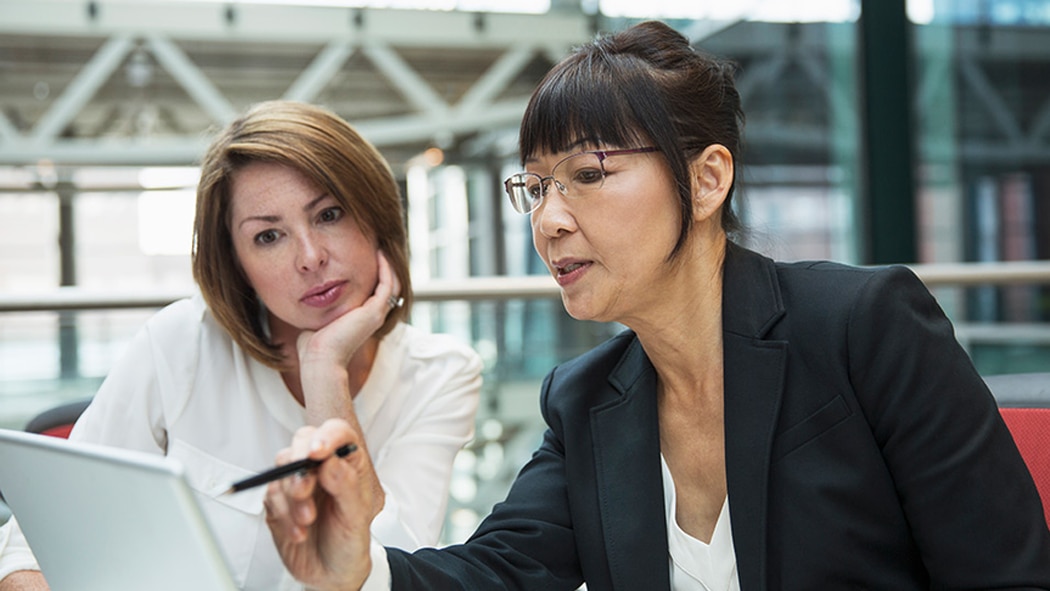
1, 0, 1049, 543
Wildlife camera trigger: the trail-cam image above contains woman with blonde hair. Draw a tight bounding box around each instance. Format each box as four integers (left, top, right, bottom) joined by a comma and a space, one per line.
0, 100, 482, 590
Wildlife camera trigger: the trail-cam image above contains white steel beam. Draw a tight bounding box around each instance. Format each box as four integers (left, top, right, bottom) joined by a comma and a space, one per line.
0, 98, 530, 165
284, 40, 357, 103
145, 34, 238, 125
30, 35, 135, 143
455, 46, 536, 115
0, 112, 18, 142
0, 1, 591, 47
354, 99, 529, 146
1029, 96, 1050, 144
362, 43, 448, 115
958, 58, 1025, 143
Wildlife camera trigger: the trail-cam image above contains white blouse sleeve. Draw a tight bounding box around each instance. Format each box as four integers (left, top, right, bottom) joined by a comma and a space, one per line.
0, 299, 200, 581
0, 517, 40, 581
368, 334, 483, 549
359, 537, 393, 591
69, 297, 205, 452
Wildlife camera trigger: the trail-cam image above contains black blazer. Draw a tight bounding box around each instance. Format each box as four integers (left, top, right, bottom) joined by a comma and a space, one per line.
390, 243, 1050, 590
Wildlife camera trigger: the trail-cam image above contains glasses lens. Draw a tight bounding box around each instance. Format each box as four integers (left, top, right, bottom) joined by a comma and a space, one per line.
552, 152, 605, 198
504, 173, 543, 213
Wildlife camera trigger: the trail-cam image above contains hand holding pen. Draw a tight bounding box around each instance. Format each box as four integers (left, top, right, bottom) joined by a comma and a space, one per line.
225, 443, 358, 494
263, 420, 378, 589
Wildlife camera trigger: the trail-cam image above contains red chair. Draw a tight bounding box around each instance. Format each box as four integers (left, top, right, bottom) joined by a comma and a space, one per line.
999, 408, 1050, 525
24, 398, 92, 439
983, 372, 1050, 526
0, 398, 91, 505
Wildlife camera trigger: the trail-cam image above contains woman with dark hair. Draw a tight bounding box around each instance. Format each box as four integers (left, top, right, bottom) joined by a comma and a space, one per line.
264, 22, 1050, 590
0, 100, 482, 591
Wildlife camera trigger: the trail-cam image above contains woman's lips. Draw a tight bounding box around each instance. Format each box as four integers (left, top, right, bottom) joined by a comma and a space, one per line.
300, 281, 346, 308
554, 261, 591, 286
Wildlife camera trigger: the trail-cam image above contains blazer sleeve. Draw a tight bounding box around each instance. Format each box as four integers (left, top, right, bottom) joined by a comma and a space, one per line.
846, 265, 1050, 586
386, 370, 584, 590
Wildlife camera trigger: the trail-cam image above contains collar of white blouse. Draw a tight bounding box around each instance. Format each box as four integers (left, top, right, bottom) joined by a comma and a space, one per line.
659, 454, 741, 591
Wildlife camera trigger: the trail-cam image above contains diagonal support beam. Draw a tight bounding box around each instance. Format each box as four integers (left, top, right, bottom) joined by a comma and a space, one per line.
0, 110, 19, 141
733, 53, 788, 105
959, 57, 1024, 143
356, 98, 528, 146
284, 40, 356, 103
795, 48, 856, 125
455, 46, 535, 115
31, 35, 136, 143
362, 43, 448, 116
146, 34, 237, 126
1028, 95, 1050, 144
684, 19, 744, 43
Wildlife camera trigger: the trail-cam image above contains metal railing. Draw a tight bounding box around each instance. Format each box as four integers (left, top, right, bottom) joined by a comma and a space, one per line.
1, 260, 1049, 313
0, 276, 559, 312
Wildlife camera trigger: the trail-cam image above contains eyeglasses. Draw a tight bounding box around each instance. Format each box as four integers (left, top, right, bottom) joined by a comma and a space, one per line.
503, 146, 660, 214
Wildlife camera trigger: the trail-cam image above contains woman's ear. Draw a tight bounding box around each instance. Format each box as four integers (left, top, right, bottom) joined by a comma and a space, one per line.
689, 144, 734, 223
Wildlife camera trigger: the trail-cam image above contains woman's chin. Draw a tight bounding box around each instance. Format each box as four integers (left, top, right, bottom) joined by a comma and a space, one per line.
314, 299, 365, 329
562, 298, 601, 323
287, 310, 338, 333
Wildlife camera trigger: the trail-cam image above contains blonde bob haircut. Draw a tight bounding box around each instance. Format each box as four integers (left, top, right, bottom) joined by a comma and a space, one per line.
192, 100, 411, 370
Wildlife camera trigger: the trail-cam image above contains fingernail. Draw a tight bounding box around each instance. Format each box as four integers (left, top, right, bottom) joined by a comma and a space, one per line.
309, 439, 325, 452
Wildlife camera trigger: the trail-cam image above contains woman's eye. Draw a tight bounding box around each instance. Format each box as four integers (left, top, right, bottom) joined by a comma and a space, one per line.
254, 229, 279, 245
574, 167, 604, 184
319, 206, 344, 223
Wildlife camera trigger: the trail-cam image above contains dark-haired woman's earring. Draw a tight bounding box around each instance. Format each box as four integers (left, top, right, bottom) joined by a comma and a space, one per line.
387, 295, 404, 310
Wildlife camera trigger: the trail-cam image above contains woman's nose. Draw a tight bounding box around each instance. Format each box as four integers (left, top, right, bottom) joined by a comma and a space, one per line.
533, 190, 576, 238
296, 235, 327, 272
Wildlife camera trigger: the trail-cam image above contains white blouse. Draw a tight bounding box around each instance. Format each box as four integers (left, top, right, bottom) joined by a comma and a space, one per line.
357, 453, 746, 591
661, 454, 741, 591
0, 294, 482, 590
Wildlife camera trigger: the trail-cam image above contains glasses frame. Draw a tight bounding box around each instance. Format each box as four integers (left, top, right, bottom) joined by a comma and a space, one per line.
503, 146, 660, 214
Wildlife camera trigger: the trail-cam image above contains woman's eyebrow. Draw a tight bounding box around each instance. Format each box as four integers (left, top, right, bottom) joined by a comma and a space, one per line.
237, 213, 278, 230
303, 193, 331, 212
235, 193, 332, 230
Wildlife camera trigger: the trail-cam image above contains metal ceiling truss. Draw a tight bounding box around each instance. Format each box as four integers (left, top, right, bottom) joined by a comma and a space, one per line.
1, 4, 1047, 170
0, 0, 592, 166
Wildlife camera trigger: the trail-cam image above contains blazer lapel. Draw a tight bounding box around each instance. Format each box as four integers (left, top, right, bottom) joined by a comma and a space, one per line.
721, 243, 788, 591
587, 243, 788, 591
591, 338, 671, 591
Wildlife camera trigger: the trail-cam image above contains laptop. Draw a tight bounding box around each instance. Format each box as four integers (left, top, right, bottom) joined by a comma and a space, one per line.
0, 428, 239, 591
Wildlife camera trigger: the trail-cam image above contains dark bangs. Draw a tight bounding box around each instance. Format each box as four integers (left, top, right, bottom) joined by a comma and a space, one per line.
519, 52, 676, 163
518, 49, 694, 257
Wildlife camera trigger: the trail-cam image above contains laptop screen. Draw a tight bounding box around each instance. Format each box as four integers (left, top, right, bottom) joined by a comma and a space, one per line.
0, 428, 238, 591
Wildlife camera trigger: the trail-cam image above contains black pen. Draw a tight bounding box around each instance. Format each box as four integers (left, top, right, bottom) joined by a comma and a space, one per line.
224, 443, 357, 494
